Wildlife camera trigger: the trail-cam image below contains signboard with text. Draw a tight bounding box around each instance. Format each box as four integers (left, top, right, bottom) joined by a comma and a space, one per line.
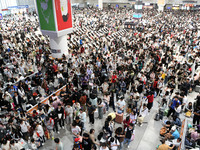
36, 0, 73, 38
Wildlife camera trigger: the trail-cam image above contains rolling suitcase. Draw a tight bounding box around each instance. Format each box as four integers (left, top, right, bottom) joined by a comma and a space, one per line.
195, 85, 200, 92
154, 113, 160, 121
115, 113, 123, 124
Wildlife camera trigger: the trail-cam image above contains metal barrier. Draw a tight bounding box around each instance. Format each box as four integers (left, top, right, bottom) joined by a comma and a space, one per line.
178, 119, 187, 150
1, 71, 38, 91
27, 85, 66, 114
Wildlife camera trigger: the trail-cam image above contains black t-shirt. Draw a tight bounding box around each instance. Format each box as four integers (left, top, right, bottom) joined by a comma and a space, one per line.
82, 138, 92, 149
88, 105, 96, 114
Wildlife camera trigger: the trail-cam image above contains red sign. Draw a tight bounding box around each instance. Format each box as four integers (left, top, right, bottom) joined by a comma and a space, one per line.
2, 9, 8, 11
54, 0, 73, 31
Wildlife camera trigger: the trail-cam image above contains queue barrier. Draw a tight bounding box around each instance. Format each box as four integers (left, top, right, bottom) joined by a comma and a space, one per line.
178, 119, 187, 150
27, 85, 66, 114
2, 71, 38, 92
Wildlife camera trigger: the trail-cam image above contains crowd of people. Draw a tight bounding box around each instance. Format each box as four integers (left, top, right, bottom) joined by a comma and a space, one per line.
0, 6, 200, 150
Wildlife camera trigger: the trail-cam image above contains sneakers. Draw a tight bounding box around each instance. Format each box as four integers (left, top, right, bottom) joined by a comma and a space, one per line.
140, 124, 143, 127
127, 145, 130, 148
62, 126, 65, 129
57, 131, 60, 134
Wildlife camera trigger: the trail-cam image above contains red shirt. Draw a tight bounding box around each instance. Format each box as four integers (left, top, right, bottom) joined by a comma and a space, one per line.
153, 81, 158, 89
123, 119, 131, 129
111, 75, 117, 83
147, 95, 154, 103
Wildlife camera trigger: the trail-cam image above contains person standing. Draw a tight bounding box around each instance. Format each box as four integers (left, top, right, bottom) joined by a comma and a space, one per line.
193, 106, 200, 126
55, 103, 65, 129
87, 101, 96, 125
123, 123, 135, 149
98, 98, 104, 119
45, 116, 54, 140
117, 98, 126, 113
82, 133, 92, 150
65, 103, 73, 125
147, 92, 154, 112
54, 138, 64, 150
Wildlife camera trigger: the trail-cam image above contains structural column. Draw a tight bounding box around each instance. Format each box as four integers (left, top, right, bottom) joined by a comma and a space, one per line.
158, 4, 165, 11
35, 0, 73, 59
157, 0, 165, 11
50, 36, 68, 58
98, 0, 103, 10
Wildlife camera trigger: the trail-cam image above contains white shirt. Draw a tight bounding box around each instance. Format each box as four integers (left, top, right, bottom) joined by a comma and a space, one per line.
79, 112, 86, 123
71, 126, 81, 137
20, 121, 29, 133
37, 125, 44, 136
109, 138, 120, 150
117, 100, 126, 109
100, 147, 109, 150
140, 107, 148, 117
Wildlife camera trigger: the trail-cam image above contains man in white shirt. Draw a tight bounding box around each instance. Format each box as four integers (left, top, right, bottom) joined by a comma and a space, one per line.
102, 81, 109, 94
138, 104, 149, 126
71, 122, 81, 140
117, 98, 126, 113
79, 109, 86, 129
36, 123, 45, 145
108, 137, 120, 150
65, 104, 73, 125
19, 120, 30, 141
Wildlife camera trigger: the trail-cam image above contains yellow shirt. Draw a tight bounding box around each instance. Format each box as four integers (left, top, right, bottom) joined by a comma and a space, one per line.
157, 144, 170, 150
161, 73, 166, 79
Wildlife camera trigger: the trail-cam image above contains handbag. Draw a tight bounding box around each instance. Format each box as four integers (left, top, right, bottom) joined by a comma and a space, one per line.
131, 134, 135, 141
45, 129, 50, 139
164, 108, 169, 116
185, 111, 192, 117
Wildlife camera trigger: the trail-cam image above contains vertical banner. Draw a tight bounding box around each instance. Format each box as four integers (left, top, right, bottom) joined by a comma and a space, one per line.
54, 0, 73, 31
36, 0, 56, 31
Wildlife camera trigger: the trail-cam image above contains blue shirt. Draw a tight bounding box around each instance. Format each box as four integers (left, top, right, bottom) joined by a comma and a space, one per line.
172, 130, 180, 139
170, 99, 181, 110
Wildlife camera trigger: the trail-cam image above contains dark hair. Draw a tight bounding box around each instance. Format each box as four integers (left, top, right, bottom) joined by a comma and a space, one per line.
75, 116, 80, 120
161, 139, 165, 144
83, 133, 89, 137
54, 138, 60, 143
10, 139, 15, 145
129, 123, 134, 127
90, 129, 95, 134
72, 122, 76, 127
126, 116, 130, 121
31, 139, 35, 143
110, 137, 114, 142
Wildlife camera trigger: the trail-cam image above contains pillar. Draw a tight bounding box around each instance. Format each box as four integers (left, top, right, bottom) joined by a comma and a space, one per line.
98, 0, 103, 10
50, 35, 68, 58
158, 4, 165, 11
157, 0, 165, 11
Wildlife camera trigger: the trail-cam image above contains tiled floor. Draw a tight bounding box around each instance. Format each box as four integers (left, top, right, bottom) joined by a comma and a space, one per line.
40, 90, 198, 150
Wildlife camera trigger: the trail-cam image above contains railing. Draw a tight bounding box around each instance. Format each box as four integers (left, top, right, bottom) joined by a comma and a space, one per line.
27, 85, 66, 114
178, 119, 187, 150
1, 71, 38, 91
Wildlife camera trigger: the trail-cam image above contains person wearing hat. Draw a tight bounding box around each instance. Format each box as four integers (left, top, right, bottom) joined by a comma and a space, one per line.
157, 139, 174, 150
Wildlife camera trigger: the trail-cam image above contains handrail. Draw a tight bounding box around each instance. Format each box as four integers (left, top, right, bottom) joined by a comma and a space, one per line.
27, 85, 66, 114
1, 71, 38, 91
178, 119, 187, 150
